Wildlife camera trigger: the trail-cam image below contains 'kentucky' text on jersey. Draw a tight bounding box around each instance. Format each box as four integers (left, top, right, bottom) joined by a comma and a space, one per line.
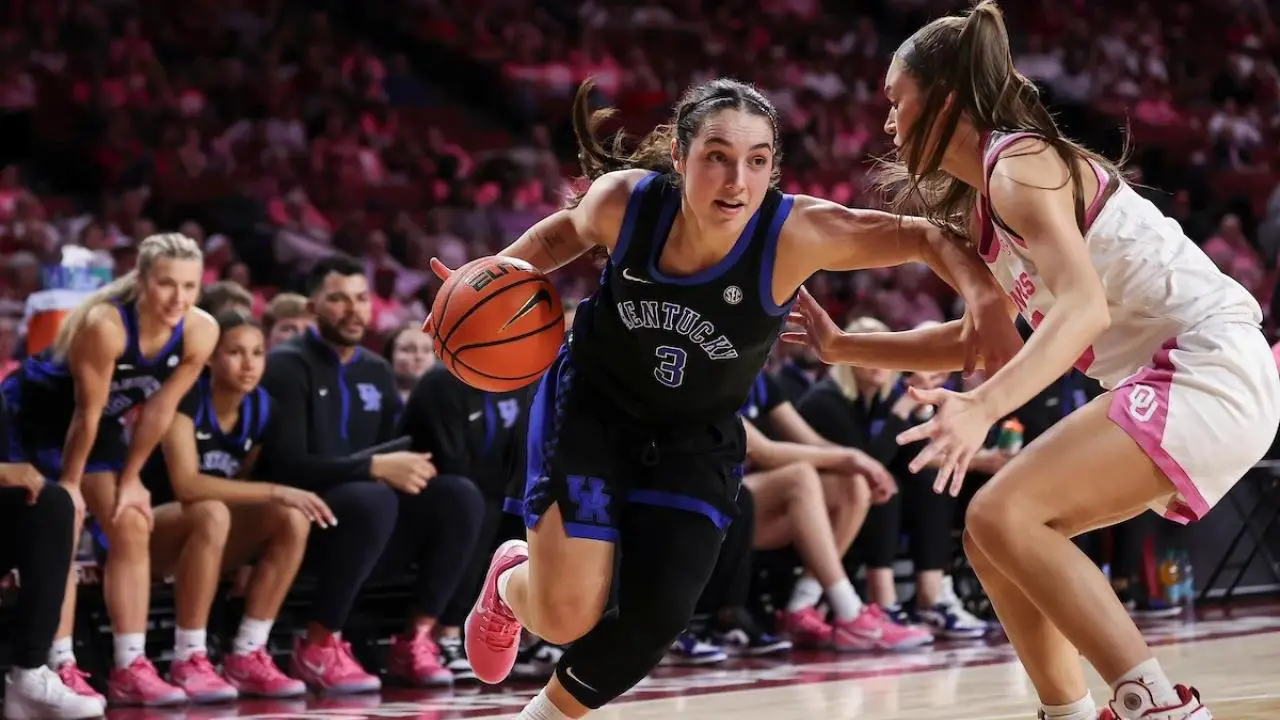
568, 171, 796, 424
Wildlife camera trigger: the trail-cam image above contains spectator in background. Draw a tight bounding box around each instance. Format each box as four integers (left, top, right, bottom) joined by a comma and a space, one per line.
198, 280, 254, 317
262, 293, 313, 351
383, 325, 436, 404
259, 254, 485, 692
0, 317, 18, 378
798, 318, 987, 641
399, 359, 536, 682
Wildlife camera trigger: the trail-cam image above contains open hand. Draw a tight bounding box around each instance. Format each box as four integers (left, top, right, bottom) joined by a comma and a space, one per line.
780, 287, 845, 365
895, 386, 998, 497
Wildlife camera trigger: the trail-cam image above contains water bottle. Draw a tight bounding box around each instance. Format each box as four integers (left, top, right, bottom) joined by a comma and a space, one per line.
1180, 550, 1196, 617
1158, 551, 1181, 606
997, 419, 1024, 453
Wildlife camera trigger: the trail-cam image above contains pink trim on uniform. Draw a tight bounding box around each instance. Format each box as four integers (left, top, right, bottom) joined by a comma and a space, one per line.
1106, 338, 1210, 525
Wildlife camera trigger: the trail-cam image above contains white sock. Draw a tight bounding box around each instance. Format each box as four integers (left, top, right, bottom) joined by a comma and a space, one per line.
1042, 693, 1096, 719
825, 578, 864, 622
174, 627, 207, 662
517, 687, 570, 720
233, 617, 275, 656
497, 566, 518, 608
48, 636, 75, 668
1112, 658, 1181, 712
786, 575, 824, 612
113, 633, 147, 669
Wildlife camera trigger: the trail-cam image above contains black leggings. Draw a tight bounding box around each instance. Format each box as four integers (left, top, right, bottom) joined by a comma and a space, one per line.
0, 485, 75, 668
851, 468, 955, 573
440, 497, 525, 628
302, 475, 486, 630
696, 485, 755, 614
554, 504, 726, 710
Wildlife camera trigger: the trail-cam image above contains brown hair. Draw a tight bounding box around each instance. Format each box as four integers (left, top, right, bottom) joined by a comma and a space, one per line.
877, 1, 1125, 237
263, 292, 309, 333
198, 280, 253, 316
568, 76, 782, 207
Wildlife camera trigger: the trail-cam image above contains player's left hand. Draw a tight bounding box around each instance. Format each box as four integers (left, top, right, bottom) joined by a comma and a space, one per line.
112, 478, 154, 529
895, 386, 997, 497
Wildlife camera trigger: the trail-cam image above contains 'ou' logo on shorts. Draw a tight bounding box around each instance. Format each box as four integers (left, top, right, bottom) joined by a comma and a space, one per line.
1126, 384, 1160, 423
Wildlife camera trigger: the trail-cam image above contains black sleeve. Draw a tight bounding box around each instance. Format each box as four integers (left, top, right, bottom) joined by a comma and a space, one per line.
796, 390, 862, 449
378, 368, 403, 445
864, 402, 912, 466
400, 370, 472, 477
259, 353, 372, 490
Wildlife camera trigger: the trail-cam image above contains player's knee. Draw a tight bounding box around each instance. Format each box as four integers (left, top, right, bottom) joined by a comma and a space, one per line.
32, 482, 74, 524
783, 461, 822, 500
840, 472, 871, 509
105, 508, 150, 554
535, 590, 606, 645
184, 499, 231, 548
961, 529, 987, 568
428, 474, 485, 522
267, 504, 311, 546
964, 487, 1019, 551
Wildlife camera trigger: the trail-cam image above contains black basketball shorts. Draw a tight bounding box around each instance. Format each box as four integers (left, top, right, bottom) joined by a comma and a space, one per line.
505, 347, 745, 543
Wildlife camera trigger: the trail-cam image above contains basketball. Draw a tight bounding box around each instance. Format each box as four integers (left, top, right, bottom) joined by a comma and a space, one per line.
429, 256, 564, 392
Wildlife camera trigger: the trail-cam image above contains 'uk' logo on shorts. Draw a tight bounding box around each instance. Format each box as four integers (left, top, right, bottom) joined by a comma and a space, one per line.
1126, 384, 1159, 423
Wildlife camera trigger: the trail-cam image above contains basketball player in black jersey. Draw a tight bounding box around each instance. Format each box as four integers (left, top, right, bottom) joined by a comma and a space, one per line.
141, 310, 331, 701
425, 78, 1021, 719
0, 233, 217, 707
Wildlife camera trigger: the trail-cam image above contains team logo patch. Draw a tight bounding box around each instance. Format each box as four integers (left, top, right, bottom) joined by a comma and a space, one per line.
723, 285, 743, 305
1126, 384, 1159, 423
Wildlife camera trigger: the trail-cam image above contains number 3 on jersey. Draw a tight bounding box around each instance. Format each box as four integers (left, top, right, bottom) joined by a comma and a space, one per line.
654, 345, 687, 388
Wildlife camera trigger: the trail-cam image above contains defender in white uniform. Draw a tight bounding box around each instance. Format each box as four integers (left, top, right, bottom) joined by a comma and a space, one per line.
782, 3, 1279, 720
977, 129, 1279, 523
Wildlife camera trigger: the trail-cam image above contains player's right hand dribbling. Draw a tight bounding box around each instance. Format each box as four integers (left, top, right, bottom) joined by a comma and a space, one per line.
371, 451, 437, 495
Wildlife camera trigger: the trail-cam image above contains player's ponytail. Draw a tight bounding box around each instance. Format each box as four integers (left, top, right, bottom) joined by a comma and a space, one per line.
568, 76, 781, 208
51, 233, 203, 361
877, 0, 1127, 238
569, 78, 675, 208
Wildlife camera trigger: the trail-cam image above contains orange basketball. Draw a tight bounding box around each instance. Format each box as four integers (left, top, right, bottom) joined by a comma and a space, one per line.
429, 256, 564, 392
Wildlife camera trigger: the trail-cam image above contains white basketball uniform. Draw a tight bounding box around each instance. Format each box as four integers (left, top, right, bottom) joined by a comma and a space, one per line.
976, 131, 1280, 523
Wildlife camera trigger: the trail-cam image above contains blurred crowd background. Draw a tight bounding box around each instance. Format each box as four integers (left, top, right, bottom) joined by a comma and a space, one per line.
0, 0, 1278, 359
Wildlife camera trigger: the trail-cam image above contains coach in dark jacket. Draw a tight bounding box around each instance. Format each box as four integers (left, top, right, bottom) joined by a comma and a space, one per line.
260, 253, 484, 691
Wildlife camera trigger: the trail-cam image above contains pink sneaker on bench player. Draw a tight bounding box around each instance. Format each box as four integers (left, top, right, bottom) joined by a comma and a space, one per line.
465, 539, 529, 684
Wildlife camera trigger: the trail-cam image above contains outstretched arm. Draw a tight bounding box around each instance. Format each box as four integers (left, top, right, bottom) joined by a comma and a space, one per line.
965, 149, 1110, 420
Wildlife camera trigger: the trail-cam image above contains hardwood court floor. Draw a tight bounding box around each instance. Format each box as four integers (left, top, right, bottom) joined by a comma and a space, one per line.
103, 604, 1280, 719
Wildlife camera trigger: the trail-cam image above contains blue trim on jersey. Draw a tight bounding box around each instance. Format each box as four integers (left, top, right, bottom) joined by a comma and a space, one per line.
758, 194, 797, 316
305, 328, 362, 440
626, 489, 732, 529
483, 395, 496, 454
612, 171, 658, 266
118, 301, 185, 367
255, 387, 271, 439
647, 186, 762, 285
562, 522, 620, 542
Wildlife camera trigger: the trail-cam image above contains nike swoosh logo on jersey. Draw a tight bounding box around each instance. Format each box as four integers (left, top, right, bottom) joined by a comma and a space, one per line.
501, 288, 554, 331
621, 268, 653, 284
196, 431, 212, 440
468, 411, 483, 421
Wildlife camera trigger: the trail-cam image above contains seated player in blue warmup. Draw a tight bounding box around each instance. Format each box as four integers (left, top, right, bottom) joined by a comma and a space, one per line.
1, 233, 216, 707
141, 309, 332, 701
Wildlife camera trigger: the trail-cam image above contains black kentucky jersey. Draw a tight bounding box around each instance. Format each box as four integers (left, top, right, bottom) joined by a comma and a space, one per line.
569, 171, 797, 425
17, 299, 187, 424
143, 375, 273, 504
